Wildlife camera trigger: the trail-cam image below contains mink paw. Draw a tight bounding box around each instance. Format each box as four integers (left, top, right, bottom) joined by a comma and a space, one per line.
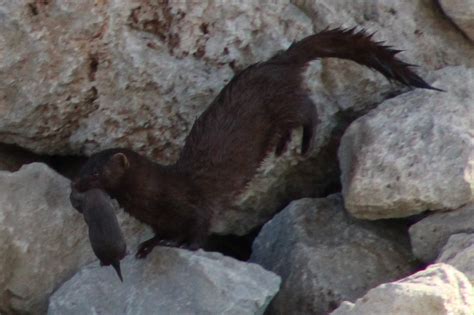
135, 242, 154, 259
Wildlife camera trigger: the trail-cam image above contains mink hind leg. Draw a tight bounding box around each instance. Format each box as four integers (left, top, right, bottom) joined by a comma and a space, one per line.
182, 211, 211, 250
274, 97, 318, 156
299, 97, 318, 155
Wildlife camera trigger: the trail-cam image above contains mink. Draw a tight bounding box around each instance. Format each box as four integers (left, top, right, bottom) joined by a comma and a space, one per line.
71, 28, 440, 260
70, 188, 127, 281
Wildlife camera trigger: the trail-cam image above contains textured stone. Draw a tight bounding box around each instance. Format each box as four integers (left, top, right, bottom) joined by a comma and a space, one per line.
48, 248, 281, 315
330, 264, 474, 315
339, 66, 474, 220
409, 203, 474, 263
439, 0, 474, 42
437, 233, 474, 284
293, 0, 474, 68
0, 163, 146, 314
250, 194, 416, 315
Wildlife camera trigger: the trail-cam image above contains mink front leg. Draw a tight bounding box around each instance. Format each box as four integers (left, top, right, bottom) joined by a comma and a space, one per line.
135, 235, 182, 259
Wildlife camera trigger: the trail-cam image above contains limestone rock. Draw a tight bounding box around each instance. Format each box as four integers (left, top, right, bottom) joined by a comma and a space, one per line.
330, 263, 474, 315
48, 248, 281, 315
250, 194, 416, 315
409, 203, 474, 263
439, 0, 474, 42
437, 233, 474, 284
0, 0, 103, 154
339, 66, 474, 220
293, 0, 474, 68
0, 163, 146, 314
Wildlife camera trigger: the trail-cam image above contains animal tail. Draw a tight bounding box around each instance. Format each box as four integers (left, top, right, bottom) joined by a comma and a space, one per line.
272, 27, 442, 91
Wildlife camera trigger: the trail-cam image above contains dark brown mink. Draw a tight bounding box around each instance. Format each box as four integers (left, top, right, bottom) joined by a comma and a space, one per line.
70, 188, 127, 281
71, 28, 441, 259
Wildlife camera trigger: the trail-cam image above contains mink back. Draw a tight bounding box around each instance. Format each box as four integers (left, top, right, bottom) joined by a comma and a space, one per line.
175, 60, 313, 201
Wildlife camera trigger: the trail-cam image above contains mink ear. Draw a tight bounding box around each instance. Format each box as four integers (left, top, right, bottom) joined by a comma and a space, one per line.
109, 153, 130, 172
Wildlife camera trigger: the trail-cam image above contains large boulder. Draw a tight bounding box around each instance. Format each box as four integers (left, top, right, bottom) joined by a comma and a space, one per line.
409, 203, 474, 263
294, 0, 474, 68
339, 66, 474, 220
439, 0, 474, 42
48, 248, 281, 315
250, 194, 416, 315
437, 233, 474, 285
330, 263, 474, 315
0, 163, 146, 314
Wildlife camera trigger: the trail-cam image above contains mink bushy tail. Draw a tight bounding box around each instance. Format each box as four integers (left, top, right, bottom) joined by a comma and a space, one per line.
272, 27, 441, 91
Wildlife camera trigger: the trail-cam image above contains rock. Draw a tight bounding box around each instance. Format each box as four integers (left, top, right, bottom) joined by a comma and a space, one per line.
439, 0, 474, 42
0, 1, 312, 157
250, 194, 416, 315
48, 248, 281, 315
293, 0, 474, 68
0, 0, 103, 154
339, 66, 474, 220
437, 233, 474, 284
330, 263, 474, 315
409, 203, 474, 263
0, 163, 146, 314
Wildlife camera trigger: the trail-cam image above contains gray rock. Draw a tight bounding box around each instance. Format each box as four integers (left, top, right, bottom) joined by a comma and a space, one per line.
0, 163, 146, 314
293, 0, 474, 68
437, 233, 474, 284
409, 203, 474, 262
48, 248, 281, 315
339, 66, 474, 220
330, 263, 474, 315
439, 0, 474, 42
250, 194, 416, 315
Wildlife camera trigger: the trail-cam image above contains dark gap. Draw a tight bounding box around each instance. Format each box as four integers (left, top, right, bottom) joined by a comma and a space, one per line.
205, 226, 262, 261
88, 55, 99, 82
0, 142, 87, 180
200, 23, 209, 35
28, 3, 38, 16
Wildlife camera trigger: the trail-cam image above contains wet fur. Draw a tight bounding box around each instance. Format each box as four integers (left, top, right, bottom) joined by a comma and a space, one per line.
71, 28, 439, 258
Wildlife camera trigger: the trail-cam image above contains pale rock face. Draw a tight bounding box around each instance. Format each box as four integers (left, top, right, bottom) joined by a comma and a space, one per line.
293, 0, 474, 68
330, 263, 474, 315
0, 163, 147, 314
439, 0, 474, 42
437, 233, 474, 285
48, 248, 281, 315
409, 203, 474, 263
339, 66, 474, 219
250, 194, 416, 315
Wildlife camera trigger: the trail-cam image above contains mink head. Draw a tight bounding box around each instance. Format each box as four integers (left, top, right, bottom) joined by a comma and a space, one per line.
73, 150, 130, 193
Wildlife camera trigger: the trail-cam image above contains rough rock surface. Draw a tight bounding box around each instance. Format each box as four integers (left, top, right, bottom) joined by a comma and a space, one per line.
330, 263, 474, 315
339, 66, 474, 220
437, 233, 474, 284
409, 203, 474, 263
293, 0, 474, 69
250, 194, 416, 315
48, 248, 281, 315
0, 163, 146, 314
439, 0, 474, 42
